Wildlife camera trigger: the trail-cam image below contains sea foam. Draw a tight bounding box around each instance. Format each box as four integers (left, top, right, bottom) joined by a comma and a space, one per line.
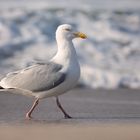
0, 7, 140, 89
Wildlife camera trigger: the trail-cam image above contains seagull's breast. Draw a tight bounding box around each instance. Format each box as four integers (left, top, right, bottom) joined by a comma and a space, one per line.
59, 57, 80, 91
65, 59, 80, 86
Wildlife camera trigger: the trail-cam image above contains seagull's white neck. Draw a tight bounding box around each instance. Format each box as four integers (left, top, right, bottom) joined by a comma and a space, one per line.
52, 37, 78, 65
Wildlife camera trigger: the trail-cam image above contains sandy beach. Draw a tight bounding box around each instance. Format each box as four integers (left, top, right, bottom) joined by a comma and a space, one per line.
0, 88, 140, 139
0, 123, 140, 140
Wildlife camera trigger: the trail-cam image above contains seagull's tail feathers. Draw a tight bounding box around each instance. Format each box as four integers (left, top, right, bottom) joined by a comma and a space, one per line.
0, 89, 6, 93
0, 87, 10, 93
0, 86, 5, 92
0, 87, 35, 98
0, 86, 4, 89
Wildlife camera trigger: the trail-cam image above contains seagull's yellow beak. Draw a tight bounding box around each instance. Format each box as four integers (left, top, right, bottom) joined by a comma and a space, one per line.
74, 32, 87, 39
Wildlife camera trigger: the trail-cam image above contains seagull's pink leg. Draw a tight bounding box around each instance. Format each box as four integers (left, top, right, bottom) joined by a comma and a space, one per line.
26, 98, 39, 120
56, 97, 72, 119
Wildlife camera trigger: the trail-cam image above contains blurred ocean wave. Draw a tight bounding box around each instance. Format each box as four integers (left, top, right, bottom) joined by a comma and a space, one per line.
0, 3, 140, 89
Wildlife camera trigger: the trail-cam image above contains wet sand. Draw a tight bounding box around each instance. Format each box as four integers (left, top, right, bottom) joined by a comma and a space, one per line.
0, 88, 140, 139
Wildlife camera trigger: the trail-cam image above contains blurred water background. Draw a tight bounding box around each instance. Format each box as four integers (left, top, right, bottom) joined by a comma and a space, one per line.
0, 0, 140, 89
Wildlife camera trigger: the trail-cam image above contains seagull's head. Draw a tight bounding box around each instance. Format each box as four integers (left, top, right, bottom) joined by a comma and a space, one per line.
56, 24, 87, 41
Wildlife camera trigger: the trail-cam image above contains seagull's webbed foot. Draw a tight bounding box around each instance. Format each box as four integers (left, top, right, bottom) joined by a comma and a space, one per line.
26, 113, 33, 120
64, 114, 72, 119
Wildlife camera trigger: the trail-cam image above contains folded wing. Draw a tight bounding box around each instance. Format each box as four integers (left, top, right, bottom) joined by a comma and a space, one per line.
0, 62, 66, 92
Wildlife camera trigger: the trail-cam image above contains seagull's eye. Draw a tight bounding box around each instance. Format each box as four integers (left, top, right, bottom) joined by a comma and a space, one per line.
65, 28, 71, 31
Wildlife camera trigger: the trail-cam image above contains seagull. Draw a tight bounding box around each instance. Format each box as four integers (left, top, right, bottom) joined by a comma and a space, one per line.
0, 24, 87, 119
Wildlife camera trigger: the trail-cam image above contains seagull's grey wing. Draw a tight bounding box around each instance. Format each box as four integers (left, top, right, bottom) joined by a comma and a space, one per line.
1, 62, 66, 92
